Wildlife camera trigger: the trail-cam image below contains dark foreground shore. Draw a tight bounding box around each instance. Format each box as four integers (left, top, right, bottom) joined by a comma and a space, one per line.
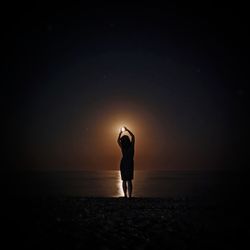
3, 195, 247, 250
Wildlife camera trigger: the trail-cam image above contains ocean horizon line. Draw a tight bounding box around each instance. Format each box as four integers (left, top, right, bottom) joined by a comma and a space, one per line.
1, 168, 240, 173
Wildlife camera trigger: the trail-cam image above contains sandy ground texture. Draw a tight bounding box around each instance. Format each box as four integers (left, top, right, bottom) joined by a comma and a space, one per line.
3, 196, 247, 250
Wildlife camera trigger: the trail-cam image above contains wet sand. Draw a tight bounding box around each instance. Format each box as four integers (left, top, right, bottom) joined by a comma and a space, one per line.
4, 196, 247, 250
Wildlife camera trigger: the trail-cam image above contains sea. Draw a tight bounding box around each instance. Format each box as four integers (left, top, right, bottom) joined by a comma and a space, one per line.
5, 170, 239, 199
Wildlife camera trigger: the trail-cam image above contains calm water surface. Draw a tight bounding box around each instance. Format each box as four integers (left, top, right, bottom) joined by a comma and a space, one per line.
9, 170, 231, 198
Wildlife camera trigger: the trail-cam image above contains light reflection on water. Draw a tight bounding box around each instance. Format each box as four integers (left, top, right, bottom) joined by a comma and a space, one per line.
10, 170, 224, 198
115, 174, 123, 197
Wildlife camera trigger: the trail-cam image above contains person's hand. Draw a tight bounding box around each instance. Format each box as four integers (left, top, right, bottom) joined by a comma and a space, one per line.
124, 126, 128, 131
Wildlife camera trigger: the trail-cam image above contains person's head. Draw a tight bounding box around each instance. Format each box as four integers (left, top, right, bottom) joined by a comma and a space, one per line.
120, 135, 131, 150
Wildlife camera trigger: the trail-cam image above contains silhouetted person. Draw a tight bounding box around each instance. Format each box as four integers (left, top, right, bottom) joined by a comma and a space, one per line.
117, 126, 135, 198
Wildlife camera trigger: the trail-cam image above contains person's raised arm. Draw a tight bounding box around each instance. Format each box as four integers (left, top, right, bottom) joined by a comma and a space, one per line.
124, 127, 135, 145
117, 131, 122, 147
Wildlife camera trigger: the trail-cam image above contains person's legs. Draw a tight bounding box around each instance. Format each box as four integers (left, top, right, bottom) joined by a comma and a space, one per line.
128, 180, 133, 198
122, 181, 127, 197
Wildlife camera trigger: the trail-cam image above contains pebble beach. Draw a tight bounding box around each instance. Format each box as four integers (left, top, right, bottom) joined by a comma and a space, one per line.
4, 195, 246, 250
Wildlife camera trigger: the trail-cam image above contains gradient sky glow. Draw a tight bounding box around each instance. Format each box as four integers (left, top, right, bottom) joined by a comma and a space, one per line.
3, 3, 248, 171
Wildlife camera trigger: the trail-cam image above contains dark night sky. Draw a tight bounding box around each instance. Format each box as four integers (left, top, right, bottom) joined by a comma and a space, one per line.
2, 3, 248, 171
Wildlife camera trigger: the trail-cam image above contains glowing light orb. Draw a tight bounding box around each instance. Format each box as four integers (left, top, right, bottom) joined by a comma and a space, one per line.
121, 127, 125, 132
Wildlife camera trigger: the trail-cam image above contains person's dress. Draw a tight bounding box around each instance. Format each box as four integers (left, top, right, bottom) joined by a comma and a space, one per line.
120, 145, 134, 181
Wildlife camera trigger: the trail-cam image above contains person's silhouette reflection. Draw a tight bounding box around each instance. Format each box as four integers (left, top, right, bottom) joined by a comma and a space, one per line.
117, 126, 135, 198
